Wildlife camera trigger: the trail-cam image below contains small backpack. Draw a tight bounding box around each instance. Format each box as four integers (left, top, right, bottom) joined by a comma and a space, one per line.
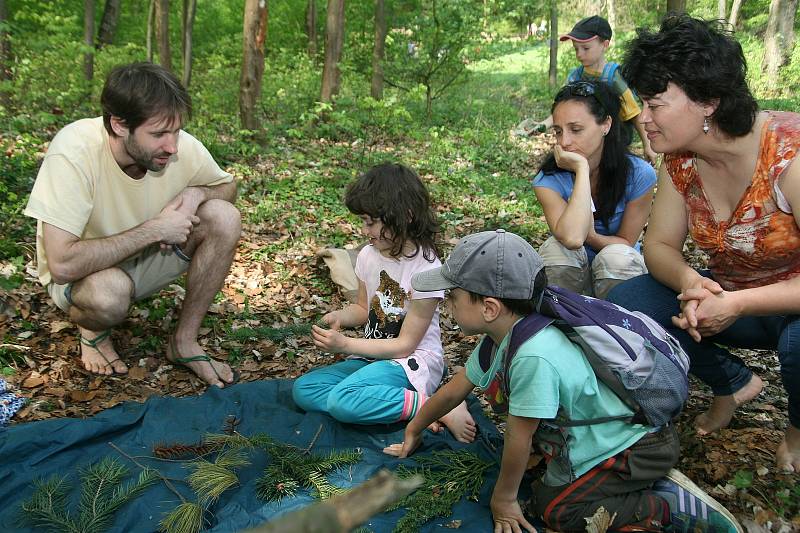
567, 62, 620, 92
477, 285, 690, 427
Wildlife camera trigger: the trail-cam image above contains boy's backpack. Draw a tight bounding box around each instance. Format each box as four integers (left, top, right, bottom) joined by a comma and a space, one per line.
567, 62, 620, 93
477, 285, 690, 427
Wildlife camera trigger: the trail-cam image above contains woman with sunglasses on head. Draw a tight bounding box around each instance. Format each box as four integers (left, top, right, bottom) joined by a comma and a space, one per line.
533, 80, 657, 300
607, 14, 800, 472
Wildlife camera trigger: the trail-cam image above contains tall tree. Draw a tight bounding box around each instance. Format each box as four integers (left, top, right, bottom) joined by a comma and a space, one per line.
306, 0, 317, 57
97, 0, 122, 48
666, 0, 686, 12
146, 0, 155, 62
607, 0, 617, 36
320, 0, 345, 102
156, 0, 171, 71
718, 0, 727, 18
370, 0, 386, 99
0, 0, 12, 108
84, 0, 95, 81
239, 0, 268, 130
763, 0, 799, 90
548, 0, 557, 88
728, 0, 744, 27
181, 0, 197, 87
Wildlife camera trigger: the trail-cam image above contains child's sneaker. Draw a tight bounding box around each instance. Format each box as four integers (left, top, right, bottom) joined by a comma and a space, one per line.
652, 469, 743, 533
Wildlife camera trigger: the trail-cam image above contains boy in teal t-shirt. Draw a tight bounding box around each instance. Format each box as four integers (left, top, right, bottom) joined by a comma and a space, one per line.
383, 230, 679, 531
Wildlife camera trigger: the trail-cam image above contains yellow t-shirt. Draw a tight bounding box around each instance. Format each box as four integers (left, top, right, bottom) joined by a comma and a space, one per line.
24, 117, 233, 286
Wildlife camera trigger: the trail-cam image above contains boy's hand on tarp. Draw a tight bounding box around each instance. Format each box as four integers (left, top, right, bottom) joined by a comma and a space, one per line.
490, 496, 538, 533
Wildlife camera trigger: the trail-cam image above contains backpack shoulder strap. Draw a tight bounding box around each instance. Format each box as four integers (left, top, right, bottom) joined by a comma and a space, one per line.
567, 66, 583, 83
500, 313, 554, 396
601, 62, 619, 84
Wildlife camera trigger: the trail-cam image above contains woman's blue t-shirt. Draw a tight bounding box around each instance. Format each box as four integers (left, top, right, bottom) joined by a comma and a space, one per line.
532, 155, 656, 261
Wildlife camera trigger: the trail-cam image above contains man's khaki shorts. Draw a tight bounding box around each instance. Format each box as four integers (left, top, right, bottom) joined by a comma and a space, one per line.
48, 244, 191, 312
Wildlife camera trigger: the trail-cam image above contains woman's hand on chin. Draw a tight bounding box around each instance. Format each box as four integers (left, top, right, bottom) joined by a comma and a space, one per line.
554, 145, 590, 176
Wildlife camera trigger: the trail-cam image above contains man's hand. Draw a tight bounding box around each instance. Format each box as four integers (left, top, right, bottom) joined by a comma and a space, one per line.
169, 187, 206, 218
490, 494, 537, 533
311, 324, 349, 352
149, 198, 200, 246
383, 428, 423, 458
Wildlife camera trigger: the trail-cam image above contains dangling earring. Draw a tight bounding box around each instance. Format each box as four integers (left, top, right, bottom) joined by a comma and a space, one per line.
703, 117, 710, 134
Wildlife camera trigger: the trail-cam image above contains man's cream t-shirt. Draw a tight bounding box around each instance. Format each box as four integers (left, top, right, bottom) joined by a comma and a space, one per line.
24, 117, 233, 286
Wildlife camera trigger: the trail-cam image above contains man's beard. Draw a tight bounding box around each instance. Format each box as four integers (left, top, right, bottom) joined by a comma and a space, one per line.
124, 135, 170, 172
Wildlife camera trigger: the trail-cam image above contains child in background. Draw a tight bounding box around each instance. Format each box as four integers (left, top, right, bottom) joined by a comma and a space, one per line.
292, 163, 476, 442
535, 16, 658, 165
385, 230, 740, 533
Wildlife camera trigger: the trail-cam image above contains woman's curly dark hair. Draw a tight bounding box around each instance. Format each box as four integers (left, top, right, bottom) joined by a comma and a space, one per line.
622, 13, 758, 137
538, 81, 632, 227
345, 163, 441, 261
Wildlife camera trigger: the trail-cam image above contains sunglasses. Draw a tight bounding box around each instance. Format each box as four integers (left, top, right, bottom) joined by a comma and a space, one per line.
555, 81, 608, 113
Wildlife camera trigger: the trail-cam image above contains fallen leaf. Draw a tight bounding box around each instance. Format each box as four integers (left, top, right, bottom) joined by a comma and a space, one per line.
127, 366, 148, 380
70, 390, 98, 402
22, 372, 45, 388
49, 320, 72, 333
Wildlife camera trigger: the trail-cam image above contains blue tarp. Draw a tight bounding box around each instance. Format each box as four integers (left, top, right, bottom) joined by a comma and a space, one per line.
0, 379, 519, 532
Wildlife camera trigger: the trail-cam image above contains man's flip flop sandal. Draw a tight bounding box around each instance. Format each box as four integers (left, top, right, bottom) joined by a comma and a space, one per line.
168, 336, 240, 388
80, 329, 127, 374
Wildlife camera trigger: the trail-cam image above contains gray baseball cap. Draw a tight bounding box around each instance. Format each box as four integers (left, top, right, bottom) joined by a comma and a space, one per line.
412, 229, 544, 299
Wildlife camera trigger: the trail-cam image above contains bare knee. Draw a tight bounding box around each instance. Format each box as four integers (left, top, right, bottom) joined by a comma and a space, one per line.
197, 200, 242, 245
71, 268, 132, 324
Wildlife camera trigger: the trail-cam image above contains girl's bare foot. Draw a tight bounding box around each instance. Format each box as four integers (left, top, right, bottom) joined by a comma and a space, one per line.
695, 374, 763, 435
78, 326, 128, 375
777, 426, 800, 473
438, 401, 477, 443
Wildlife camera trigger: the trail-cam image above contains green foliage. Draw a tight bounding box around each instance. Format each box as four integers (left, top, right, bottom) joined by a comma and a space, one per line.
226, 323, 313, 343
731, 469, 753, 489
158, 501, 205, 533
390, 450, 494, 533
186, 448, 250, 505
19, 457, 157, 533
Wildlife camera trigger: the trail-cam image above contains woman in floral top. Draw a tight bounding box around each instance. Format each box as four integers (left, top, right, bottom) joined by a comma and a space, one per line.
607, 14, 800, 472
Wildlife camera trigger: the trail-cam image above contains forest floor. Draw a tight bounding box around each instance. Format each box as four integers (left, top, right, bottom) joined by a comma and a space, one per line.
3, 132, 798, 533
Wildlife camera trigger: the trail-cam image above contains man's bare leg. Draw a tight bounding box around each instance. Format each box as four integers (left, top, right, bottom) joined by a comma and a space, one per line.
167, 200, 241, 388
695, 374, 764, 435
68, 267, 134, 375
777, 425, 800, 472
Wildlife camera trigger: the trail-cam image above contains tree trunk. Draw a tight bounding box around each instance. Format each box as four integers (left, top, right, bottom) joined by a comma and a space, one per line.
0, 0, 12, 108
97, 0, 121, 48
320, 0, 345, 102
763, 0, 799, 90
370, 0, 386, 99
728, 0, 744, 27
306, 0, 317, 57
242, 470, 422, 533
548, 0, 558, 88
718, 0, 727, 18
607, 0, 617, 38
666, 0, 686, 12
181, 0, 197, 87
239, 0, 268, 130
146, 0, 155, 61
156, 0, 171, 71
84, 0, 95, 81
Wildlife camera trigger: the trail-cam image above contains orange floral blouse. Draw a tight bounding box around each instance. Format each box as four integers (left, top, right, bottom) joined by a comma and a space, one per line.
665, 111, 800, 291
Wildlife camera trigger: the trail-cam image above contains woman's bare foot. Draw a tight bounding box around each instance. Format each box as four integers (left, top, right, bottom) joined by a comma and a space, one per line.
78, 326, 128, 375
777, 426, 800, 472
695, 374, 764, 435
166, 335, 235, 388
438, 401, 477, 443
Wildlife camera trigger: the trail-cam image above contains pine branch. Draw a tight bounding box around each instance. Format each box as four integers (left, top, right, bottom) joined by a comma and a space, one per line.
158, 501, 205, 533
19, 477, 80, 533
186, 448, 249, 505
